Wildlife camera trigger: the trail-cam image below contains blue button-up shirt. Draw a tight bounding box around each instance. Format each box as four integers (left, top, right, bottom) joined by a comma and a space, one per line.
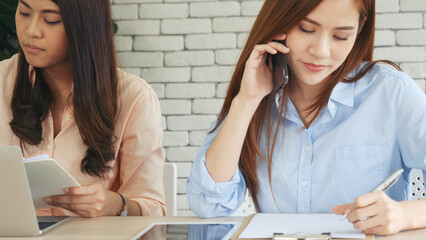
186, 64, 426, 218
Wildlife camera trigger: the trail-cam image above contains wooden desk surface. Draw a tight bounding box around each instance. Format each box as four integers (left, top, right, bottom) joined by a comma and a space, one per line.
1, 216, 426, 240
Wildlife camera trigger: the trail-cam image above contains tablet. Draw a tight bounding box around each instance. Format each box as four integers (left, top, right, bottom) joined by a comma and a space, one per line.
135, 222, 241, 240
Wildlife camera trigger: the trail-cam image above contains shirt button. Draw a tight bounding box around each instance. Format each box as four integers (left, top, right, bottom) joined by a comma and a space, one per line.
301, 181, 308, 187
330, 102, 336, 109
46, 145, 52, 150
66, 115, 71, 121
304, 146, 310, 152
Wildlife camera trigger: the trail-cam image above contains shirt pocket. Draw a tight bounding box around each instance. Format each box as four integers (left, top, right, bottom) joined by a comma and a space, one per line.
335, 144, 384, 201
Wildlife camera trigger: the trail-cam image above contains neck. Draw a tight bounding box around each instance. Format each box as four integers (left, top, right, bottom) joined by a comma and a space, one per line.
41, 59, 73, 105
288, 78, 327, 104
287, 76, 329, 126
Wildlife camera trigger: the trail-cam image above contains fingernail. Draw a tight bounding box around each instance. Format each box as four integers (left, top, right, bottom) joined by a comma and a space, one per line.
344, 208, 351, 215
45, 197, 52, 203
64, 188, 69, 193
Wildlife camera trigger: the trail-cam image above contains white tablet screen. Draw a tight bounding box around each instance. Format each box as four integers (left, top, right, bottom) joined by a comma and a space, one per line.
137, 222, 240, 240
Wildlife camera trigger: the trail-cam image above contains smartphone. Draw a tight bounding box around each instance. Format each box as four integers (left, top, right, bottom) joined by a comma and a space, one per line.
271, 40, 289, 89
282, 50, 289, 86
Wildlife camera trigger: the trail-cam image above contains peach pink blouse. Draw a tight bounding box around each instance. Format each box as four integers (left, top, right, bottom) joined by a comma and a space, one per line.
0, 54, 166, 216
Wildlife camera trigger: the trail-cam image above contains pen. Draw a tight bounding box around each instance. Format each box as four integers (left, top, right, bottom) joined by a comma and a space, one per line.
340, 168, 404, 221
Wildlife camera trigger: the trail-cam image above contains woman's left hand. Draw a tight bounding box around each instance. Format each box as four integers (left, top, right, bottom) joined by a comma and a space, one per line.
332, 191, 408, 235
45, 183, 122, 218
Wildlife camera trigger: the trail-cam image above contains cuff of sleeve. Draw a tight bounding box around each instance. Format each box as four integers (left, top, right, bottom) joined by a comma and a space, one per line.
187, 151, 243, 199
130, 197, 167, 216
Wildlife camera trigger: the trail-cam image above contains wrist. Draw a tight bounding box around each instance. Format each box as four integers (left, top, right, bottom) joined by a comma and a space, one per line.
116, 193, 128, 216
107, 191, 126, 216
233, 94, 262, 112
399, 200, 425, 230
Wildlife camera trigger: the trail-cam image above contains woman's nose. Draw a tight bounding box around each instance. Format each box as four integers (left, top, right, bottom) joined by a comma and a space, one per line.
308, 35, 331, 59
25, 18, 43, 39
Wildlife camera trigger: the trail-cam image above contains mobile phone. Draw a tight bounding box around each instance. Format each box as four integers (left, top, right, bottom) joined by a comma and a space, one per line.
272, 40, 289, 89
282, 49, 289, 86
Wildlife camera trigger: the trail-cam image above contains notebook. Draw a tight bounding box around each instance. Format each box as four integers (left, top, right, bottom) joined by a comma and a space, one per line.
0, 146, 70, 237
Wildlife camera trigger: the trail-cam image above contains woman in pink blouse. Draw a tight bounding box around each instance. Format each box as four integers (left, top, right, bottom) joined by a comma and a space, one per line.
0, 0, 165, 217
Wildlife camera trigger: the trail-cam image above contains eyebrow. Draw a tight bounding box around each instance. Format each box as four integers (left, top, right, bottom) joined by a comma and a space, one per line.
19, 0, 61, 14
303, 17, 356, 30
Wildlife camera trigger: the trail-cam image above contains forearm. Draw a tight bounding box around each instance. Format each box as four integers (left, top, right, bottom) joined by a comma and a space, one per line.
127, 199, 142, 216
106, 191, 143, 216
205, 95, 260, 183
401, 199, 426, 230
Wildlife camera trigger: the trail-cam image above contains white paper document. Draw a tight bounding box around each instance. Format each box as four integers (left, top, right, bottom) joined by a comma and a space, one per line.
23, 157, 80, 208
239, 213, 366, 239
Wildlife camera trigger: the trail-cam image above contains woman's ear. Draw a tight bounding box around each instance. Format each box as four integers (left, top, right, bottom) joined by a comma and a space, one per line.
357, 17, 367, 34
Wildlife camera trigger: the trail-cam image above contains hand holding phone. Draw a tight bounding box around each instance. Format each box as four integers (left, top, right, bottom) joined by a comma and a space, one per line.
238, 34, 290, 104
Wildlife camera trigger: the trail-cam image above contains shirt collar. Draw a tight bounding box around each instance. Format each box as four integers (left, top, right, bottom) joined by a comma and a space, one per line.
329, 81, 354, 108
274, 80, 355, 127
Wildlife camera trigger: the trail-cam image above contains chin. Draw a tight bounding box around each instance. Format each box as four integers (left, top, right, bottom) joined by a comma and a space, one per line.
299, 73, 329, 86
303, 80, 325, 86
23, 55, 47, 68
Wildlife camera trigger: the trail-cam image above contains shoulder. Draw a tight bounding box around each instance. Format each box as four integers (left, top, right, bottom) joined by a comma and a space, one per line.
116, 68, 160, 121
113, 69, 162, 146
0, 54, 19, 73
117, 68, 159, 105
0, 54, 19, 89
353, 62, 416, 95
0, 54, 20, 102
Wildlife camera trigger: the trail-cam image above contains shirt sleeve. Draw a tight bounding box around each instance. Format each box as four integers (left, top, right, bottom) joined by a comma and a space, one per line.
186, 120, 247, 218
117, 90, 166, 216
394, 73, 426, 179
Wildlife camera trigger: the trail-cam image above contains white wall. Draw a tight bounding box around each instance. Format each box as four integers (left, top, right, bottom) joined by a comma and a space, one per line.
111, 0, 426, 216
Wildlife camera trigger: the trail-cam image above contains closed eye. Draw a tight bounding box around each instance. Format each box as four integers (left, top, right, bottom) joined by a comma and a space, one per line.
45, 20, 61, 25
299, 25, 315, 33
19, 11, 30, 17
334, 36, 348, 41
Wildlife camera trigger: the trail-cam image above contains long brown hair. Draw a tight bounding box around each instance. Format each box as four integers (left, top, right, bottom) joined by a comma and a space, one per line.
10, 0, 118, 177
212, 0, 400, 211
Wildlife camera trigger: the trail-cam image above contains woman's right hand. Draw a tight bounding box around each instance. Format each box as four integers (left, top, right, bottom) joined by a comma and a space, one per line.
237, 34, 290, 105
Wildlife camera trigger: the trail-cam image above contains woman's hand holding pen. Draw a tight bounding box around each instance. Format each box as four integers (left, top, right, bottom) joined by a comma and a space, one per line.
237, 33, 289, 105
332, 191, 409, 235
45, 182, 123, 217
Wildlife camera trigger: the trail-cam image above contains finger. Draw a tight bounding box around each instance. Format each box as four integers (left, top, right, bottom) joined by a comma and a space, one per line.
246, 44, 278, 67
47, 194, 96, 205
353, 192, 380, 209
348, 204, 379, 223
252, 44, 278, 57
266, 41, 290, 54
68, 183, 101, 195
332, 203, 352, 215
53, 203, 94, 212
272, 33, 287, 41
353, 215, 382, 232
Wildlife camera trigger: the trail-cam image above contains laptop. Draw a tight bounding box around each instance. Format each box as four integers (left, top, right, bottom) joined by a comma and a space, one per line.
0, 146, 69, 237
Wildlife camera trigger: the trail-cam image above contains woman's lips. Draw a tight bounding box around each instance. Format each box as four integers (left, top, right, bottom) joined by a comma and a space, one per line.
25, 44, 44, 54
304, 62, 327, 72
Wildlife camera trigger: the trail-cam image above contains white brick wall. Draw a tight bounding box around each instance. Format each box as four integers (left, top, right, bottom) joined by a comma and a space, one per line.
112, 0, 426, 216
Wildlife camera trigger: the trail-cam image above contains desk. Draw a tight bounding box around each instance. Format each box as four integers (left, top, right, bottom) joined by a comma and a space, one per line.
1, 216, 426, 240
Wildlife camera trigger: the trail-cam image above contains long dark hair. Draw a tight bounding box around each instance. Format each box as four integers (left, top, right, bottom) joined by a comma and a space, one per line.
212, 0, 400, 210
10, 0, 118, 177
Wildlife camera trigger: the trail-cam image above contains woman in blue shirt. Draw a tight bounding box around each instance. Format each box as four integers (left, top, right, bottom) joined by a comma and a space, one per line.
186, 0, 426, 235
